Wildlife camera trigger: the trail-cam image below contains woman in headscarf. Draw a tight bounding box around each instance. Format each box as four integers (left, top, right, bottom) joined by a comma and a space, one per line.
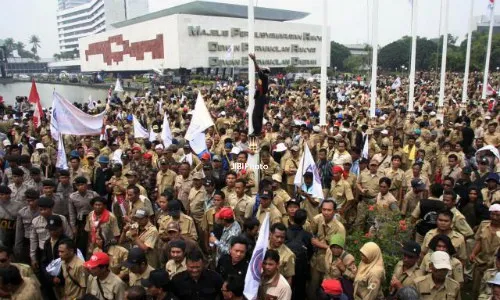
419, 234, 464, 285
353, 242, 385, 300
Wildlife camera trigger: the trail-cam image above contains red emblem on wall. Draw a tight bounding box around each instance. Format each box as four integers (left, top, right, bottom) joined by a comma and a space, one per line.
84, 34, 164, 65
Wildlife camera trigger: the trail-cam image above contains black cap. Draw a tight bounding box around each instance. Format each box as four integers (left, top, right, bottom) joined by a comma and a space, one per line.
42, 179, 56, 187
37, 196, 55, 208
286, 198, 301, 207
260, 189, 273, 199
204, 179, 214, 186
46, 215, 63, 230
123, 248, 147, 268
11, 168, 24, 177
112, 163, 123, 171
59, 170, 70, 177
401, 240, 421, 257
25, 188, 40, 199
478, 157, 489, 164
0, 185, 12, 195
29, 167, 41, 175
74, 176, 88, 185
141, 270, 170, 288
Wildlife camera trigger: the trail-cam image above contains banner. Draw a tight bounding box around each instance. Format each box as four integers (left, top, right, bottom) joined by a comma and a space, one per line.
132, 115, 149, 139
51, 92, 106, 140
243, 213, 270, 300
161, 112, 173, 148
293, 143, 324, 200
185, 92, 214, 141
391, 77, 401, 90
56, 135, 68, 170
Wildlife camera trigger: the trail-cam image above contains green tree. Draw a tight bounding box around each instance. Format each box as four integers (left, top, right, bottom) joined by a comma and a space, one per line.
53, 53, 61, 61
3, 38, 14, 58
29, 35, 40, 55
284, 65, 297, 74
330, 41, 351, 71
343, 55, 365, 73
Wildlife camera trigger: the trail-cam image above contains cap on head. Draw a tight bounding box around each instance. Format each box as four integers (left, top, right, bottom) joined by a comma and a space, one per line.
133, 209, 148, 219
430, 251, 452, 270
410, 179, 426, 190
401, 240, 421, 257
271, 174, 282, 183
124, 248, 147, 268
166, 221, 180, 233
215, 207, 234, 220
260, 189, 273, 199
83, 252, 110, 269
45, 215, 63, 230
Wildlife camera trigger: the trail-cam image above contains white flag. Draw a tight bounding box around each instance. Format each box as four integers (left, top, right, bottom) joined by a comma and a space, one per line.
362, 135, 369, 159
244, 213, 270, 300
391, 77, 401, 90
149, 127, 157, 142
189, 131, 208, 155
56, 135, 68, 170
293, 144, 324, 200
161, 112, 173, 148
50, 92, 106, 140
226, 44, 234, 59
185, 92, 214, 141
133, 115, 149, 139
114, 78, 124, 92
88, 95, 96, 109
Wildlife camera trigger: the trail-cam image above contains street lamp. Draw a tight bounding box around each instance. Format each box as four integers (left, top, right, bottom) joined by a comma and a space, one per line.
334, 66, 337, 80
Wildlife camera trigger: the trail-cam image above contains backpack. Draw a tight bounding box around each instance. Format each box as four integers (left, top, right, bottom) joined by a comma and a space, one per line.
285, 230, 310, 278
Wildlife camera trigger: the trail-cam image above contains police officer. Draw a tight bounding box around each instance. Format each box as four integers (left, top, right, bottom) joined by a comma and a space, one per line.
69, 176, 99, 255
0, 185, 23, 250
14, 189, 39, 263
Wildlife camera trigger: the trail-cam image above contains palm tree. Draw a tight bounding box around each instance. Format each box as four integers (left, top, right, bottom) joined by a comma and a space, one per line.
53, 53, 61, 61
29, 35, 40, 55
3, 38, 14, 58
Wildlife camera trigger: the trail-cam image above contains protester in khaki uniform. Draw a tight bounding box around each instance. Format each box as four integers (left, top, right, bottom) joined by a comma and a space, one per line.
123, 247, 155, 287
354, 160, 382, 230
308, 200, 346, 300
420, 234, 464, 285
156, 158, 177, 197
258, 249, 293, 300
107, 164, 129, 225
353, 242, 385, 300
0, 266, 42, 300
329, 165, 354, 214
442, 191, 474, 238
201, 190, 225, 251
174, 162, 193, 211
233, 180, 253, 224
84, 252, 127, 300
413, 251, 461, 300
284, 146, 300, 196
401, 179, 426, 217
260, 149, 281, 181
471, 204, 500, 299
255, 189, 283, 227
59, 239, 87, 299
165, 239, 187, 278
382, 155, 405, 201
187, 172, 206, 225
482, 173, 500, 207
121, 209, 159, 269
484, 122, 500, 146
281, 199, 312, 232
93, 231, 129, 280
158, 200, 198, 242
268, 223, 295, 284
324, 234, 357, 281
478, 250, 500, 299
389, 241, 424, 295
441, 154, 463, 183
271, 174, 290, 215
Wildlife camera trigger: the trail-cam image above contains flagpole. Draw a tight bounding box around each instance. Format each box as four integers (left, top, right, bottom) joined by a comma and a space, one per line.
462, 0, 474, 103
319, 0, 328, 126
248, 0, 255, 135
369, 0, 379, 118
481, 2, 495, 100
437, 0, 449, 121
408, 0, 418, 114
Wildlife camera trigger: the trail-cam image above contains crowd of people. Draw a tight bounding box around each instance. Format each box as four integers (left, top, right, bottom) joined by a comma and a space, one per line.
0, 56, 499, 300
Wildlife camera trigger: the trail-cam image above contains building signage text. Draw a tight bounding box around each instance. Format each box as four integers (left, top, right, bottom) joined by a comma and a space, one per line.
188, 26, 322, 41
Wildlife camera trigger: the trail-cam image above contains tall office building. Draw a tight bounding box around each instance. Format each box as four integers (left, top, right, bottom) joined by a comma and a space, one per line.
56, 0, 149, 54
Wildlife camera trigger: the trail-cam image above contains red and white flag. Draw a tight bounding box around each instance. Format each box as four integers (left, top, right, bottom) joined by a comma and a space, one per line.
28, 79, 43, 128
486, 83, 497, 96
489, 0, 495, 11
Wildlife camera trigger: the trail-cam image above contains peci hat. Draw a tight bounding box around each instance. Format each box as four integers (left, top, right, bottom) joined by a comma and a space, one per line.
486, 173, 499, 184
0, 186, 12, 195
141, 270, 170, 288
83, 252, 110, 269
430, 251, 452, 270
401, 240, 421, 257
46, 215, 63, 230
215, 207, 234, 220
123, 248, 147, 268
285, 198, 300, 207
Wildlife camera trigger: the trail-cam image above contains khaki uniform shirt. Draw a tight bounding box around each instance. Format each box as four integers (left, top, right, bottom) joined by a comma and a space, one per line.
10, 277, 42, 300
129, 265, 155, 287
156, 169, 177, 195
357, 171, 382, 198
382, 167, 404, 197
269, 244, 296, 279
233, 194, 253, 225
450, 207, 474, 238
484, 131, 500, 146
372, 153, 391, 170
125, 223, 159, 268
481, 188, 500, 207
201, 207, 219, 233
30, 214, 73, 261
272, 189, 291, 215
260, 160, 281, 181
324, 248, 357, 280
353, 267, 385, 300
166, 258, 187, 278
61, 256, 87, 299
474, 221, 500, 265
69, 167, 90, 184
441, 165, 462, 182
86, 271, 127, 300
413, 274, 461, 300
479, 267, 498, 299
258, 273, 292, 300
328, 178, 354, 209
222, 186, 236, 206
391, 261, 424, 289
310, 214, 346, 273
188, 187, 207, 225
84, 211, 121, 243
255, 204, 282, 227
93, 246, 128, 278
109, 175, 128, 195
174, 175, 193, 211
422, 229, 467, 261
420, 253, 464, 284
284, 157, 300, 185
402, 190, 420, 217
158, 214, 198, 241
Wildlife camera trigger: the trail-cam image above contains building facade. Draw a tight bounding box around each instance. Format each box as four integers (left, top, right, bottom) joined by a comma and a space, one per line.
79, 1, 328, 72
56, 0, 149, 54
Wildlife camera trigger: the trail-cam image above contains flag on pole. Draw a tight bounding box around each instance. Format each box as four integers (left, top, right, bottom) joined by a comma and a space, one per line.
391, 77, 401, 90
88, 95, 96, 110
226, 44, 234, 59
114, 78, 124, 93
293, 143, 324, 200
243, 213, 270, 300
132, 115, 149, 139
486, 83, 497, 96
362, 135, 369, 159
185, 92, 214, 154
149, 127, 157, 142
161, 112, 172, 148
56, 135, 68, 170
28, 79, 43, 128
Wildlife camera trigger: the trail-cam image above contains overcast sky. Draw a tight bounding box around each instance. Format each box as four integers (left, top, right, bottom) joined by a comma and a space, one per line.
0, 0, 498, 58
